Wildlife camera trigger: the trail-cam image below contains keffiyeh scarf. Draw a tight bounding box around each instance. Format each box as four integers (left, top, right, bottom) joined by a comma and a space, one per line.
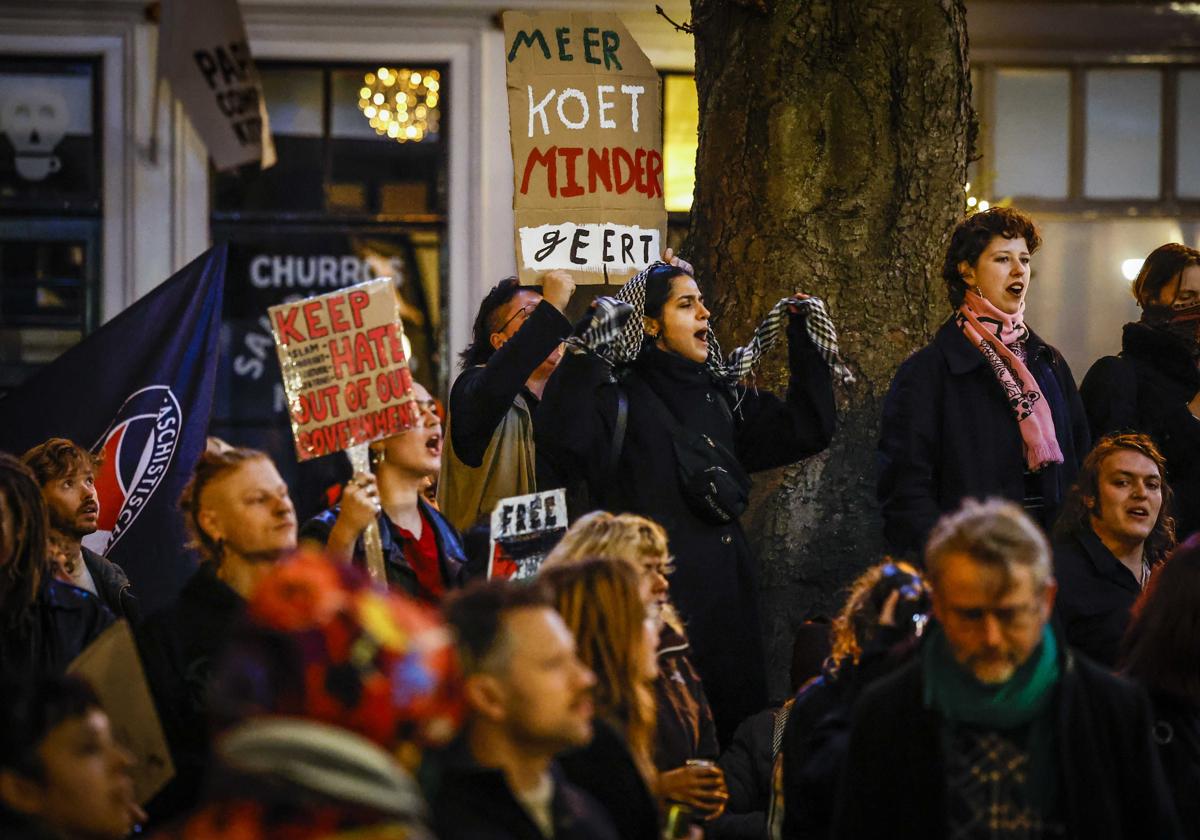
955, 291, 1063, 471
567, 262, 854, 386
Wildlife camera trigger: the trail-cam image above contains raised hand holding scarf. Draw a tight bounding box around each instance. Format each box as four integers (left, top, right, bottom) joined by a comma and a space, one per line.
956, 292, 1063, 471
568, 262, 855, 386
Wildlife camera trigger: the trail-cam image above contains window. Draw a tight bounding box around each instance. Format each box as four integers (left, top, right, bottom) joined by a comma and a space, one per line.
210, 62, 448, 518
976, 63, 1200, 213
0, 57, 102, 392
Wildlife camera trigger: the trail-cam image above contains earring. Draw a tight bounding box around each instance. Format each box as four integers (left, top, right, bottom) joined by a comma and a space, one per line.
371, 446, 386, 466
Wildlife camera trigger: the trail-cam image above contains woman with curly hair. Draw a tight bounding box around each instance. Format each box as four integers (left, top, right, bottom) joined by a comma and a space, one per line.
878, 207, 1090, 555
1119, 534, 1200, 839
776, 561, 929, 839
541, 558, 661, 840
1053, 433, 1176, 668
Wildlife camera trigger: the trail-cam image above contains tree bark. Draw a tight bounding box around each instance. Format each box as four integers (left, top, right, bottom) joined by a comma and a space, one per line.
688, 0, 971, 699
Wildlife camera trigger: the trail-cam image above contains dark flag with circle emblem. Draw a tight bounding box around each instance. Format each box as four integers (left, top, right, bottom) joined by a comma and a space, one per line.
0, 246, 226, 611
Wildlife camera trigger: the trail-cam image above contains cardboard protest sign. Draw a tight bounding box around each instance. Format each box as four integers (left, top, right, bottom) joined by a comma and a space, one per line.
158, 0, 276, 171
489, 489, 568, 580
270, 278, 418, 463
503, 11, 666, 284
69, 621, 174, 804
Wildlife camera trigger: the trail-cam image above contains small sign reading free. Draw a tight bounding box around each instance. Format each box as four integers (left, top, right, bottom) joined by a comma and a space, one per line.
489, 489, 568, 580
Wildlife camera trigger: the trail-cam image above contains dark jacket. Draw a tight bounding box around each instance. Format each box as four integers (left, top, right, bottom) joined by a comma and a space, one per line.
0, 579, 114, 679
426, 736, 619, 840
81, 546, 140, 623
831, 648, 1181, 839
300, 497, 469, 598
1145, 691, 1200, 840
655, 621, 719, 770
449, 300, 571, 468
558, 718, 659, 840
709, 707, 776, 840
538, 316, 835, 743
779, 628, 916, 840
1081, 321, 1200, 539
137, 565, 244, 824
1053, 528, 1142, 669
878, 318, 1090, 556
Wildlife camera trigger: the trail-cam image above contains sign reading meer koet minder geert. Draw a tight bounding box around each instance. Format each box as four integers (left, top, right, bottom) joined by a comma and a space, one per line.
270, 278, 417, 462
503, 12, 666, 284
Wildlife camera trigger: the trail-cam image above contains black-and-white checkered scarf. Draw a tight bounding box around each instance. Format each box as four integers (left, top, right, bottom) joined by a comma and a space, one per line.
567, 262, 854, 386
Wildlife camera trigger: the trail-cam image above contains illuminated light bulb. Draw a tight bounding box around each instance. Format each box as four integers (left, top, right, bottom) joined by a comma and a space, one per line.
411, 72, 422, 85
429, 70, 439, 80
966, 196, 977, 207
378, 67, 388, 78
385, 74, 395, 86
406, 125, 417, 138
978, 200, 990, 211
364, 105, 377, 118
427, 79, 439, 92
1122, 259, 1144, 281
964, 182, 971, 193
415, 105, 427, 118
365, 73, 376, 85
360, 86, 371, 98
427, 93, 439, 107
373, 92, 384, 105
388, 123, 401, 137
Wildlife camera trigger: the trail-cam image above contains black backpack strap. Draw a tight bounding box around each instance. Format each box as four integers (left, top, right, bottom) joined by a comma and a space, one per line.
604, 378, 630, 509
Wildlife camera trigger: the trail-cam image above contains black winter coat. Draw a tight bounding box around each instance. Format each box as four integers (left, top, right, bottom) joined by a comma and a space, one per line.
1145, 691, 1200, 840
1053, 528, 1142, 669
0, 580, 113, 679
82, 546, 140, 623
655, 622, 719, 771
537, 316, 836, 743
878, 317, 1089, 556
1081, 321, 1200, 539
426, 737, 619, 840
831, 649, 1181, 839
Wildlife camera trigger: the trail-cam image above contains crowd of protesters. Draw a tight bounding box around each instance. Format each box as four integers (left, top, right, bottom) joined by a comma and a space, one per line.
1, 206, 1199, 839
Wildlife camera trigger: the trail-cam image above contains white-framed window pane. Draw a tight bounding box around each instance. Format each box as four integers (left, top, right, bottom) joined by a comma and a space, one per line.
1178, 70, 1200, 198
993, 69, 1070, 199
1085, 69, 1161, 199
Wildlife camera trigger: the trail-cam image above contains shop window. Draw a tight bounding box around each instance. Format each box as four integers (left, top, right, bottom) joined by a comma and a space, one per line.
0, 57, 102, 393
210, 62, 447, 520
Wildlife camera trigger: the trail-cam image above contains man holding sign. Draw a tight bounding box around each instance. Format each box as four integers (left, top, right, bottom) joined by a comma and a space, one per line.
504, 11, 666, 284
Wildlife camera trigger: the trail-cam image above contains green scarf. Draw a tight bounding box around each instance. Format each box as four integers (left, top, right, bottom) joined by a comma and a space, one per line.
922, 624, 1062, 812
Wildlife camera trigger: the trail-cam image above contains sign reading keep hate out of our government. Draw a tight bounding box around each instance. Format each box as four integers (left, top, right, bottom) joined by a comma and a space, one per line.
270, 278, 417, 462
503, 12, 666, 284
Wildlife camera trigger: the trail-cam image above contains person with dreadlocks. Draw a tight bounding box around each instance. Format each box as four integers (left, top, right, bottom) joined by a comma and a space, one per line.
536, 261, 842, 745
0, 452, 113, 680
437, 270, 576, 532
1081, 242, 1200, 539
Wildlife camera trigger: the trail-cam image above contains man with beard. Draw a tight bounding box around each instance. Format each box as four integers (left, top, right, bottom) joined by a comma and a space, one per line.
1053, 433, 1176, 668
429, 579, 618, 840
22, 438, 139, 622
833, 498, 1179, 839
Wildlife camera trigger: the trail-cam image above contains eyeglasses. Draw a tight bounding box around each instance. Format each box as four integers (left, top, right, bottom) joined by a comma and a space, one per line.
944, 603, 1041, 630
495, 302, 537, 335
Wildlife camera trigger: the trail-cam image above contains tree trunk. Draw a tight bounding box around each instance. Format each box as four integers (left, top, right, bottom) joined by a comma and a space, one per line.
688, 0, 971, 699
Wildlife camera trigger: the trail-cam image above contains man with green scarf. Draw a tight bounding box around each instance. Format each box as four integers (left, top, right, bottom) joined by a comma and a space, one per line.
832, 498, 1179, 839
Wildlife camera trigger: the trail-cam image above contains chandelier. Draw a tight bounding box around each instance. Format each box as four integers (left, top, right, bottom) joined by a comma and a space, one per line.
358, 67, 441, 143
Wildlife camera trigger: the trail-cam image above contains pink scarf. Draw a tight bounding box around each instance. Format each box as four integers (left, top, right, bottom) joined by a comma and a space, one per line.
956, 293, 1064, 471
